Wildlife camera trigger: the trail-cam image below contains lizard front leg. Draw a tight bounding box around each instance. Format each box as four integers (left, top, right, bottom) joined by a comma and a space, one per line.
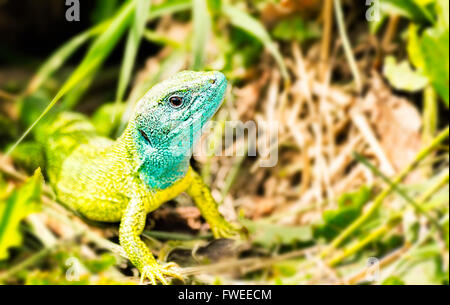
119, 197, 182, 285
186, 167, 246, 239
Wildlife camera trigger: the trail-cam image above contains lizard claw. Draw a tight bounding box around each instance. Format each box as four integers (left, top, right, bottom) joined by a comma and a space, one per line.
140, 262, 184, 285
211, 220, 248, 240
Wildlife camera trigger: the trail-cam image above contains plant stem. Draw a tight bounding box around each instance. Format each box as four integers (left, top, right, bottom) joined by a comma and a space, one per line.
143, 230, 212, 241
353, 152, 441, 230
328, 214, 402, 267
381, 15, 400, 51
320, 0, 333, 79
328, 169, 448, 267
333, 0, 362, 92
320, 126, 449, 259
422, 85, 438, 176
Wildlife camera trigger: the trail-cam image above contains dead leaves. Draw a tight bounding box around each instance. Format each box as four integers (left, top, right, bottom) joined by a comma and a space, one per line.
364, 73, 423, 181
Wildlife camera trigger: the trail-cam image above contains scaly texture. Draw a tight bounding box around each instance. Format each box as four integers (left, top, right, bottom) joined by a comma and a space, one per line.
40, 71, 243, 284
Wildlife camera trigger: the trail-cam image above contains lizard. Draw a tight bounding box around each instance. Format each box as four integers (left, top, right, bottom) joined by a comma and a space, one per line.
35, 70, 244, 284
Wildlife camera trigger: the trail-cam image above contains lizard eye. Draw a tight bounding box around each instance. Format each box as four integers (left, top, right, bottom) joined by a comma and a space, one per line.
139, 129, 151, 145
168, 95, 184, 108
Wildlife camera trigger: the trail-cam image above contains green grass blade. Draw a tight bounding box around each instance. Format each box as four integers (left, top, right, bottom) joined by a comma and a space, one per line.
115, 0, 151, 104
143, 29, 181, 47
0, 169, 43, 260
191, 0, 211, 70
320, 126, 449, 258
61, 69, 98, 109
222, 4, 289, 84
353, 152, 441, 230
6, 1, 135, 157
148, 0, 191, 19
117, 48, 187, 134
25, 20, 109, 95
91, 0, 120, 23
10, 0, 193, 156
24, 0, 191, 99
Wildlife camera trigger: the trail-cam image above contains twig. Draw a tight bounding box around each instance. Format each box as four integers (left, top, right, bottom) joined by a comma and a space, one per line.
351, 111, 395, 176
320, 0, 333, 80
143, 230, 212, 241
181, 246, 319, 276
43, 206, 126, 258
381, 15, 400, 51
0, 89, 18, 101
346, 244, 410, 284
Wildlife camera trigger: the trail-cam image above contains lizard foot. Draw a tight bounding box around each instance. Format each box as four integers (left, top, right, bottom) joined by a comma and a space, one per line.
140, 262, 183, 285
211, 220, 248, 240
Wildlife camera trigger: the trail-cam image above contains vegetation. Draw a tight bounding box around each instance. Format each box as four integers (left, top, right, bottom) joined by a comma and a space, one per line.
0, 0, 448, 285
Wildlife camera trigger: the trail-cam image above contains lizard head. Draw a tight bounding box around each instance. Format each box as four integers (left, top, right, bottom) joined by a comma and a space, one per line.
129, 70, 226, 187
133, 70, 226, 151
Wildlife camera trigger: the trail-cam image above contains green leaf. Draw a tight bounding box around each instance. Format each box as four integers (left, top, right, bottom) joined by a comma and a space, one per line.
272, 17, 320, 42
25, 20, 109, 95
404, 2, 449, 106
222, 4, 289, 84
6, 1, 136, 157
25, 0, 192, 99
143, 29, 181, 47
273, 260, 300, 277
18, 90, 52, 128
91, 102, 127, 137
315, 186, 371, 241
91, 0, 120, 23
241, 219, 312, 249
116, 0, 151, 104
436, 0, 449, 29
380, 0, 433, 23
420, 27, 449, 106
147, 0, 191, 19
8, 142, 45, 173
207, 0, 221, 14
0, 168, 44, 260
383, 56, 428, 92
407, 24, 425, 70
191, 0, 212, 70
84, 253, 117, 274
400, 244, 444, 284
61, 69, 99, 109
382, 276, 405, 285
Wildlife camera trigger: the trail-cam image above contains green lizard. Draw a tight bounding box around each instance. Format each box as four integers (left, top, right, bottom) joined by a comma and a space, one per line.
36, 71, 243, 284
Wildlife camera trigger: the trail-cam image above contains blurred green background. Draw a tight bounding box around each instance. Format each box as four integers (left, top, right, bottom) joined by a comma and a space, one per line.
0, 0, 448, 285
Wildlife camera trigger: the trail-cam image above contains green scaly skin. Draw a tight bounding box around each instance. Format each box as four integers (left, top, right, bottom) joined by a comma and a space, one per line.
40, 71, 244, 284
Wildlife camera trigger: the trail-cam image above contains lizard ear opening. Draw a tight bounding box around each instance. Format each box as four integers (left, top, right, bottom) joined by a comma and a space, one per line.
139, 129, 152, 146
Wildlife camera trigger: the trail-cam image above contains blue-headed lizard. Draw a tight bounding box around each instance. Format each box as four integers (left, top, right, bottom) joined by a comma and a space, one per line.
36, 71, 244, 284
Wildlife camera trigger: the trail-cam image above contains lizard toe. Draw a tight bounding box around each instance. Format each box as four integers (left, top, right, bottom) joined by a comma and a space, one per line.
140, 262, 182, 285
212, 221, 248, 240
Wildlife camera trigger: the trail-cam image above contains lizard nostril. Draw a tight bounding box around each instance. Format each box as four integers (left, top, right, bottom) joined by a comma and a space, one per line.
209, 79, 216, 85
